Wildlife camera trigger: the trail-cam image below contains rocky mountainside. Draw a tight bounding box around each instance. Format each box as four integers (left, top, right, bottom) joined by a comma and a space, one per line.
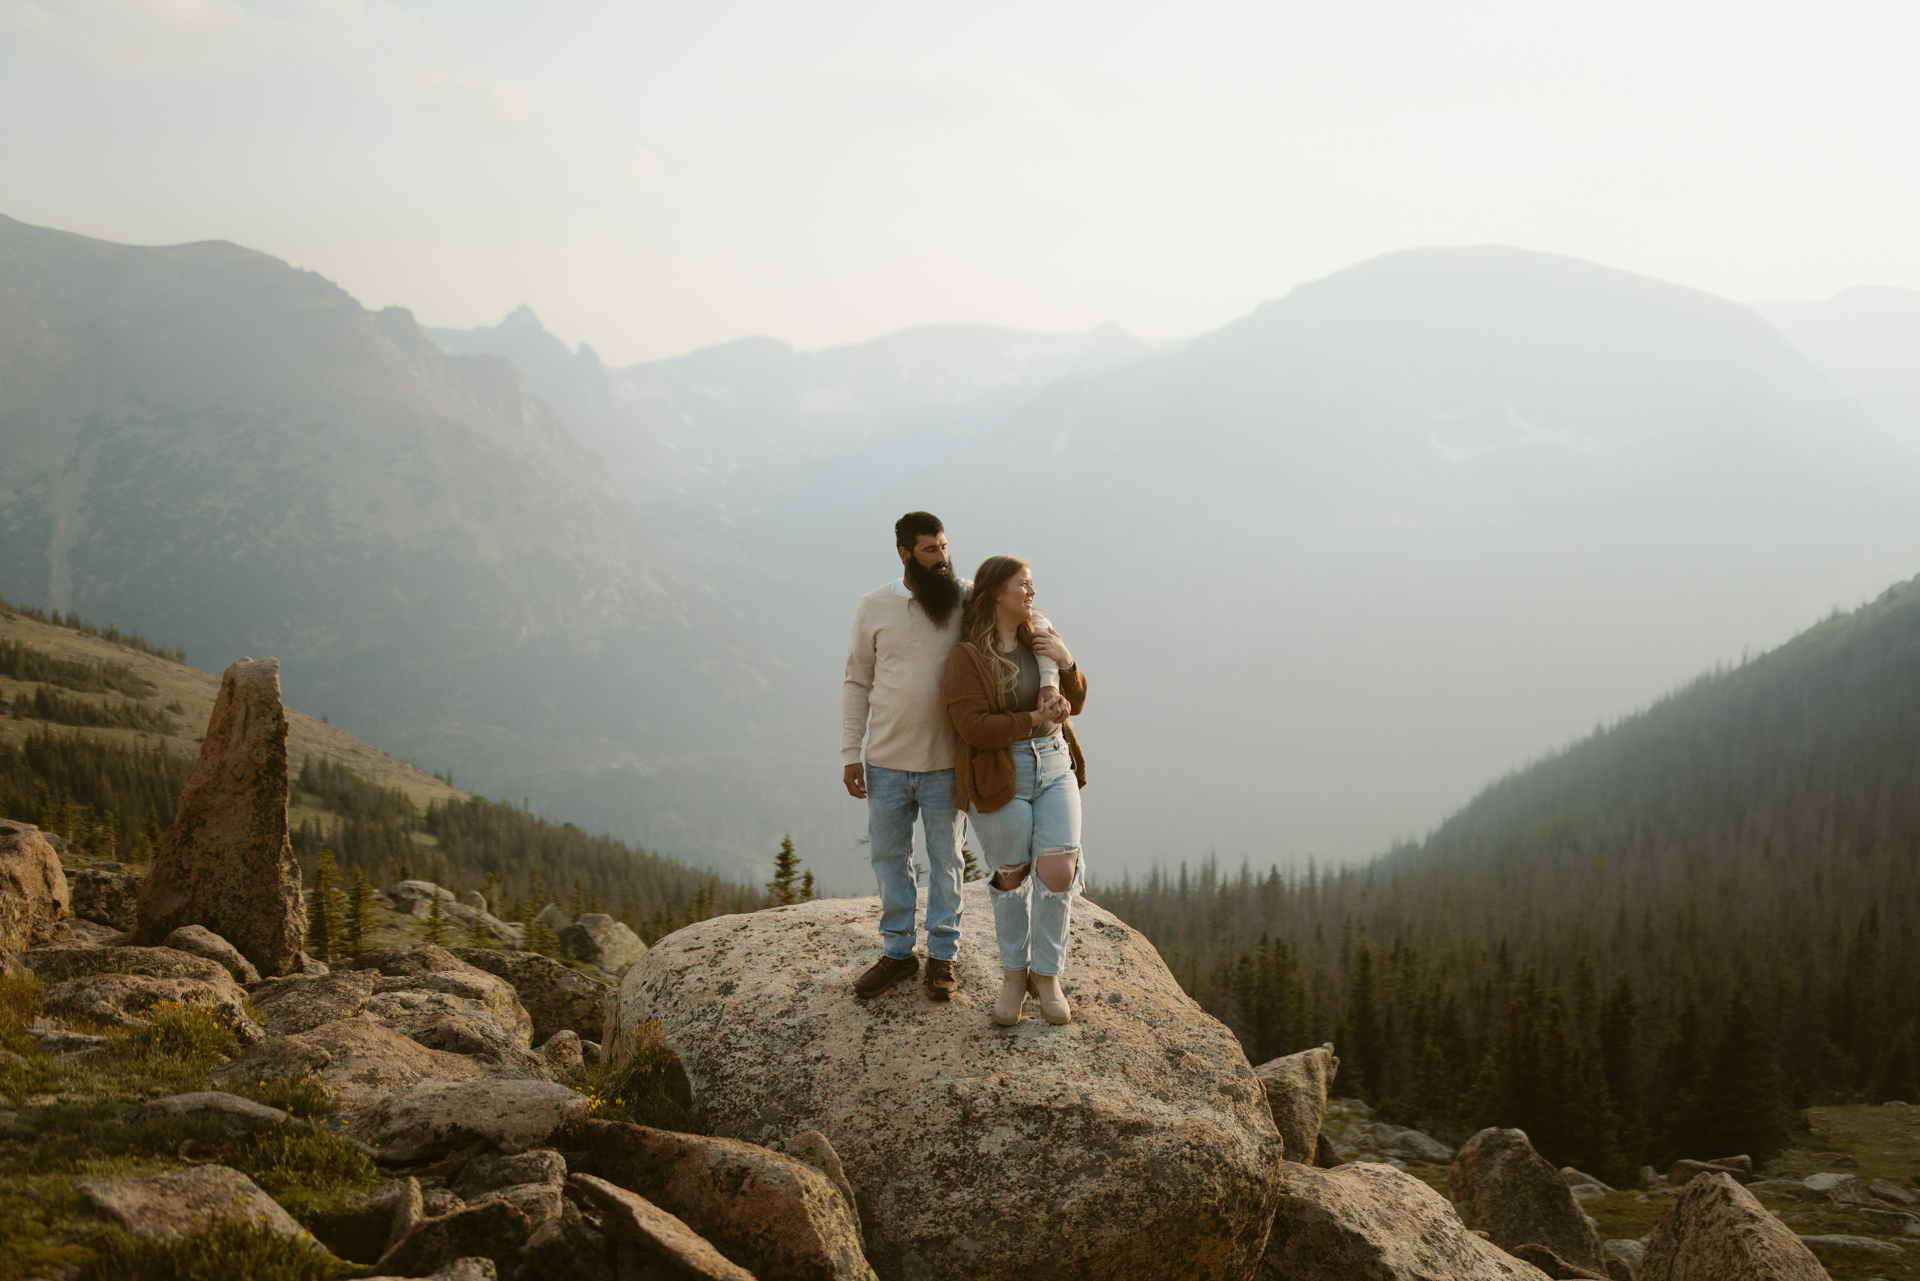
0, 214, 858, 882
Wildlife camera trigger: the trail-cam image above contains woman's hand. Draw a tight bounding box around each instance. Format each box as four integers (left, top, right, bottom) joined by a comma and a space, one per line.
1036, 689, 1071, 723
1032, 626, 1073, 672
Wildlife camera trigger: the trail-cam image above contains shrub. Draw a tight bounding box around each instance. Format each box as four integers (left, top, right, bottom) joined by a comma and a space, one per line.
115, 1001, 240, 1067
581, 1019, 698, 1132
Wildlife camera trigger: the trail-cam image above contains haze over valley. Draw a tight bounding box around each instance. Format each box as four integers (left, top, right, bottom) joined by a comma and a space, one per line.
5, 212, 1920, 889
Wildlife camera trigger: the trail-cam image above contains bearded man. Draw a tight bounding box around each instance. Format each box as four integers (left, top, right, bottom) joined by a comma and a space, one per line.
841, 511, 1058, 1001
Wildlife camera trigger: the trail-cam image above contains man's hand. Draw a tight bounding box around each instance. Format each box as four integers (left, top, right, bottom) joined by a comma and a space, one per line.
843, 763, 868, 799
1036, 689, 1071, 724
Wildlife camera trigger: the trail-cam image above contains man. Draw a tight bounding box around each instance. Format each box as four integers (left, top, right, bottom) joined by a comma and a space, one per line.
842, 512, 970, 1000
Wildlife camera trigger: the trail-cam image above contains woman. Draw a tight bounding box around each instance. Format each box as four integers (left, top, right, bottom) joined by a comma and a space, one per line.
941, 555, 1088, 1026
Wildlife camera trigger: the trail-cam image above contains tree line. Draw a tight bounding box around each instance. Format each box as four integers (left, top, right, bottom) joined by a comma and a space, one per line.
1094, 579, 1920, 1182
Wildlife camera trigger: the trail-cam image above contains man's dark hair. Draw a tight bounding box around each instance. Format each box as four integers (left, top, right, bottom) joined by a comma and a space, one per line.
895, 511, 944, 550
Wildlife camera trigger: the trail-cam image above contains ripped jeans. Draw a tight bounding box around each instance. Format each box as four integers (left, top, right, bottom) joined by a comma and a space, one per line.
969, 733, 1083, 977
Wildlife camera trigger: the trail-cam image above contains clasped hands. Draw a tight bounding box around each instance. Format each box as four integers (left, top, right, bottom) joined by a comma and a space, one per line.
1031, 625, 1074, 730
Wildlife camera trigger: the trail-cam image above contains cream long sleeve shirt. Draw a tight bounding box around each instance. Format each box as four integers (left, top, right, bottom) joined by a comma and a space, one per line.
842, 579, 1059, 772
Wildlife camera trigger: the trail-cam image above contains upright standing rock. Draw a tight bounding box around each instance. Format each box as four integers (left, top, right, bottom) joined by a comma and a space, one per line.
0, 821, 69, 951
1640, 1171, 1830, 1281
1448, 1128, 1609, 1276
1253, 1044, 1339, 1164
133, 658, 304, 977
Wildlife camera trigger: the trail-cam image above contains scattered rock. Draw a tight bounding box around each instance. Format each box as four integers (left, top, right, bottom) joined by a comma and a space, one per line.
1561, 1168, 1614, 1192
521, 1196, 614, 1281
26, 1022, 111, 1057
536, 1029, 584, 1077
0, 821, 69, 949
388, 882, 522, 946
469, 1181, 563, 1233
1314, 1134, 1344, 1167
1259, 1159, 1550, 1280
373, 1198, 533, 1278
1812, 1150, 1858, 1168
162, 925, 261, 984
1253, 1043, 1338, 1164
608, 883, 1284, 1281
66, 860, 140, 931
450, 946, 609, 1044
558, 913, 648, 975
210, 1017, 493, 1109
119, 1091, 292, 1133
40, 972, 262, 1041
455, 1148, 568, 1196
578, 1119, 876, 1281
1871, 1178, 1918, 1206
1798, 1233, 1905, 1259
363, 985, 546, 1077
1803, 1171, 1876, 1205
248, 971, 377, 1035
350, 944, 534, 1045
568, 1173, 755, 1281
64, 917, 125, 944
346, 1078, 591, 1163
1859, 1207, 1920, 1235
78, 1164, 318, 1245
132, 659, 306, 977
1449, 1127, 1609, 1275
1602, 1238, 1644, 1270
1640, 1171, 1828, 1280
532, 903, 572, 936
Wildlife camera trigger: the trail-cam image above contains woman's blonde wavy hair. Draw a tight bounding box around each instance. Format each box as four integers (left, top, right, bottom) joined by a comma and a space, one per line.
962, 555, 1035, 699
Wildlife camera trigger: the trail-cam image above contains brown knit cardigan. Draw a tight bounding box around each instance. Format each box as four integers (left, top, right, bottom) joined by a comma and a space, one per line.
941, 641, 1088, 815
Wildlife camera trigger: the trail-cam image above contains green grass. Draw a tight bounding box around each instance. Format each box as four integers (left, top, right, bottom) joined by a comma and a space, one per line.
576, 1019, 699, 1133
0, 973, 384, 1275
84, 1219, 365, 1281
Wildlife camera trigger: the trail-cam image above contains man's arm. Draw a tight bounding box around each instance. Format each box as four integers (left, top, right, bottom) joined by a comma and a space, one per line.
841, 600, 877, 796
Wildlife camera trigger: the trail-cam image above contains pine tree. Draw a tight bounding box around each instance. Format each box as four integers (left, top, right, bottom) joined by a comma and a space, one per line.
1675, 990, 1788, 1162
55, 789, 75, 840
800, 869, 816, 901
307, 850, 346, 963
345, 868, 373, 956
524, 913, 560, 957
423, 887, 449, 945
961, 841, 983, 882
466, 899, 493, 947
765, 836, 803, 906
572, 876, 585, 921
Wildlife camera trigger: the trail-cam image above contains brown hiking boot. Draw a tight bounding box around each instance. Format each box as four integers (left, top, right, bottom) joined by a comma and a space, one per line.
854, 953, 919, 999
924, 957, 958, 1001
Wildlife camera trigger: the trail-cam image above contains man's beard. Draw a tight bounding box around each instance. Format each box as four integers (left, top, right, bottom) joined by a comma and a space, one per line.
905, 557, 962, 628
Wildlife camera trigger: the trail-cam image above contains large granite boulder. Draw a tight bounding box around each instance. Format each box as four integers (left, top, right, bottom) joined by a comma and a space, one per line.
249, 970, 377, 1035
67, 860, 141, 931
607, 883, 1284, 1281
389, 881, 522, 946
1640, 1171, 1829, 1280
1449, 1127, 1608, 1275
22, 944, 261, 1040
1253, 1043, 1339, 1163
0, 820, 69, 948
568, 1174, 755, 1281
133, 658, 305, 977
451, 947, 610, 1044
578, 1119, 876, 1281
1260, 1160, 1550, 1279
79, 1165, 318, 1245
164, 924, 261, 984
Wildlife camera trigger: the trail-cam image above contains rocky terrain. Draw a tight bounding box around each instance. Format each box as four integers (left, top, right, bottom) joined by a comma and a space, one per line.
5, 657, 1919, 1280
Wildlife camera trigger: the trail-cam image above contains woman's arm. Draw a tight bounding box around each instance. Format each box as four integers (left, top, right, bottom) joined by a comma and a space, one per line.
943, 645, 1041, 749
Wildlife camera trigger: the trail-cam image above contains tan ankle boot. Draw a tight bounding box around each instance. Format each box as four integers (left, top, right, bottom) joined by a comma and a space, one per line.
1027, 971, 1071, 1025
992, 968, 1028, 1026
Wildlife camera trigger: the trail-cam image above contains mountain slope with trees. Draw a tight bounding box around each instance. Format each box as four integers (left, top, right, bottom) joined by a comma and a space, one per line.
1098, 570, 1920, 1182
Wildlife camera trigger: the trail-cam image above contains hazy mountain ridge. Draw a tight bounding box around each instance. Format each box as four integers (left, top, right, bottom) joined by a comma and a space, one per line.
1756, 285, 1920, 456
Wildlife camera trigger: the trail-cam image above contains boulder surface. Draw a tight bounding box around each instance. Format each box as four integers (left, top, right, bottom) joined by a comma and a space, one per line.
579, 1119, 876, 1281
133, 658, 305, 976
1258, 1160, 1550, 1280
79, 1165, 316, 1244
345, 1077, 591, 1161
1253, 1043, 1339, 1164
1449, 1127, 1608, 1274
210, 1016, 494, 1108
0, 821, 69, 947
608, 883, 1284, 1281
451, 946, 609, 1044
1640, 1171, 1830, 1280
66, 860, 140, 930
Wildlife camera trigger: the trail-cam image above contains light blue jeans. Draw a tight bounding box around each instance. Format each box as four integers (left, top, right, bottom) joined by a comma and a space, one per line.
969, 733, 1083, 977
866, 765, 966, 962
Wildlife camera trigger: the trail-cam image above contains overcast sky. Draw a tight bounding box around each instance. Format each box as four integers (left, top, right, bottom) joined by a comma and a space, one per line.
3, 0, 1916, 364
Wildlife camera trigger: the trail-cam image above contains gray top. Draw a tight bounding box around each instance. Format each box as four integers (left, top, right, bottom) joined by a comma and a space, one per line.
1010, 642, 1041, 716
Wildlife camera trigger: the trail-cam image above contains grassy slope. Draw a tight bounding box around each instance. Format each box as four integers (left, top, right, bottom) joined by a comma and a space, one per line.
0, 608, 462, 812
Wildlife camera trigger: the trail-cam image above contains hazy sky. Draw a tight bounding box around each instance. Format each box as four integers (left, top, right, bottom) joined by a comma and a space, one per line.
4, 1, 1917, 363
